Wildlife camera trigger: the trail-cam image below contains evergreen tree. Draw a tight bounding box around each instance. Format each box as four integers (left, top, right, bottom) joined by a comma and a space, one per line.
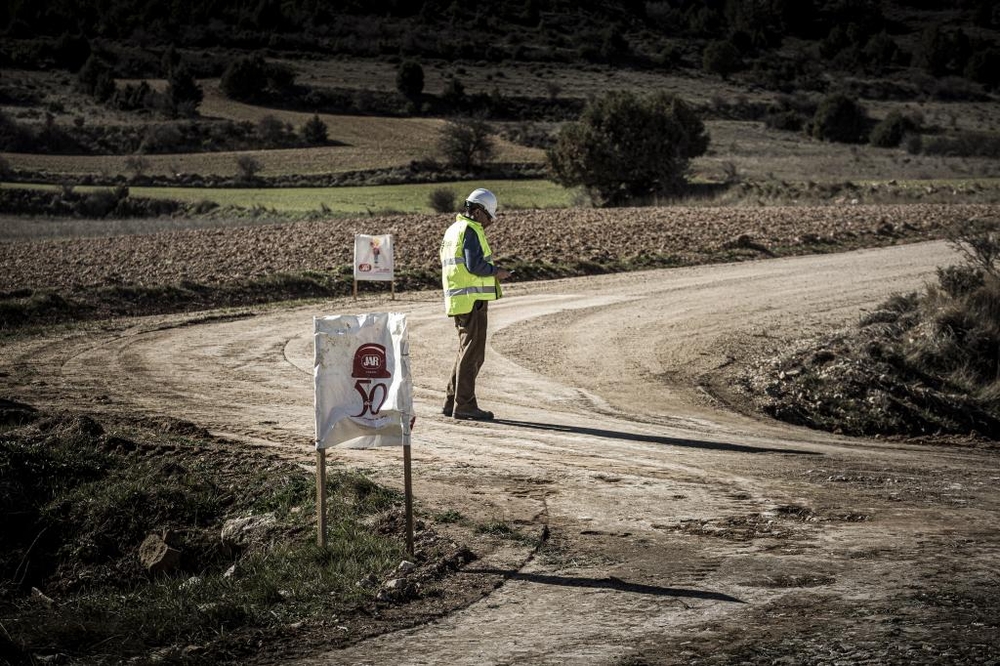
548, 91, 709, 206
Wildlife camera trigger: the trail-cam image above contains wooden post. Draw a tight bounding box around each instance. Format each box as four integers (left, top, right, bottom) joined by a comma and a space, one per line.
352, 279, 358, 301
391, 280, 396, 301
316, 448, 327, 547
402, 418, 414, 556
403, 443, 413, 556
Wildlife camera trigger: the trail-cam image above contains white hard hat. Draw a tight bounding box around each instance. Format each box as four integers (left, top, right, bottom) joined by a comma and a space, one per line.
465, 188, 498, 221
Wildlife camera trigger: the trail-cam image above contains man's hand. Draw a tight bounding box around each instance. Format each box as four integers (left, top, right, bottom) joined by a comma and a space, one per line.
496, 268, 512, 280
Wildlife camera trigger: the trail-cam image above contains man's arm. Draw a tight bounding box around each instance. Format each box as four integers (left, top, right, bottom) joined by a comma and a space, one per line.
462, 230, 497, 277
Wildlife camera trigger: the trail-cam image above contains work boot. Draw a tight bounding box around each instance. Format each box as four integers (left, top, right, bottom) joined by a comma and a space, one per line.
442, 397, 454, 417
453, 407, 494, 421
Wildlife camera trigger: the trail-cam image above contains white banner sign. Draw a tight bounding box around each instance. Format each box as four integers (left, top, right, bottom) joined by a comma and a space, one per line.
314, 313, 412, 449
353, 234, 394, 282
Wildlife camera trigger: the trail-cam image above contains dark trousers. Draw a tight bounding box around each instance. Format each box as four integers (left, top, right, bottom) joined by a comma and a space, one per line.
446, 300, 488, 410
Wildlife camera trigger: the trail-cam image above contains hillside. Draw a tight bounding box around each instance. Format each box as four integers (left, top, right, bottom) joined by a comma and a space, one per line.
1, 0, 998, 197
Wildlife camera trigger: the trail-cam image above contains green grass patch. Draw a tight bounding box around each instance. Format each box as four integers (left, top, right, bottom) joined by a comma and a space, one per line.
4, 180, 578, 214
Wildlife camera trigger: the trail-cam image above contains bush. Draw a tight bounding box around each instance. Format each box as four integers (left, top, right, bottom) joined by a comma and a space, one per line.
220, 54, 267, 100
396, 60, 424, 100
165, 63, 203, 115
764, 109, 805, 132
76, 54, 116, 102
257, 114, 290, 147
437, 116, 495, 171
219, 54, 294, 102
702, 40, 741, 79
301, 114, 328, 145
869, 111, 916, 148
236, 155, 263, 181
428, 187, 457, 214
937, 265, 985, 299
810, 94, 869, 144
547, 90, 709, 206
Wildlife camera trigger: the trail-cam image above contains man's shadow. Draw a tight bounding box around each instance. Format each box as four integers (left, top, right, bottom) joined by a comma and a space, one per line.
492, 419, 820, 456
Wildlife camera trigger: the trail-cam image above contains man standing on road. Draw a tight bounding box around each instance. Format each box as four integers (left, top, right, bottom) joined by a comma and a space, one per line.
440, 188, 512, 421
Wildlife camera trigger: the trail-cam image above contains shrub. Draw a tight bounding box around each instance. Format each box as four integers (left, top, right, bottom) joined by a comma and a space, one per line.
219, 54, 294, 102
76, 55, 116, 102
235, 155, 263, 181
702, 40, 741, 79
139, 123, 184, 153
441, 77, 465, 104
810, 94, 869, 144
165, 63, 203, 115
547, 90, 709, 206
396, 60, 424, 100
764, 109, 805, 132
111, 80, 157, 111
861, 31, 906, 74
257, 114, 290, 147
869, 111, 916, 148
220, 54, 266, 100
301, 114, 328, 145
428, 187, 457, 214
947, 217, 1000, 279
937, 265, 985, 299
437, 116, 495, 171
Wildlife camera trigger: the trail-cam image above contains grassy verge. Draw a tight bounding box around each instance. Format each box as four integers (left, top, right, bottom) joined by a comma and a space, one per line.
0, 402, 520, 665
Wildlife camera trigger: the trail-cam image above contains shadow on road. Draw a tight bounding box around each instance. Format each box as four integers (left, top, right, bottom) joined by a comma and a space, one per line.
467, 569, 745, 603
492, 419, 819, 456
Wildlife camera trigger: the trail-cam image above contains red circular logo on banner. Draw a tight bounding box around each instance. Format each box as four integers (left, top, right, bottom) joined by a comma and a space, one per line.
352, 343, 391, 378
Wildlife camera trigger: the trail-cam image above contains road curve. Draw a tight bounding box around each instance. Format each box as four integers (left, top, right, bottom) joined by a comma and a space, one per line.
5, 240, 999, 664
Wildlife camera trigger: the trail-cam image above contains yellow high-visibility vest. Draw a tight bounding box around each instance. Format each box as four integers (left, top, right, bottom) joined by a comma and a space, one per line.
440, 214, 502, 316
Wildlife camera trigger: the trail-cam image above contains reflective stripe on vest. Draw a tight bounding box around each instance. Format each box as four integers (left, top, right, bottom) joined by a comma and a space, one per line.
440, 214, 501, 316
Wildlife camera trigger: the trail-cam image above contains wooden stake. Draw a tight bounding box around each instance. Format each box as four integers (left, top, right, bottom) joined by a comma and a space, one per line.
353, 279, 358, 300
316, 448, 327, 548
403, 442, 413, 556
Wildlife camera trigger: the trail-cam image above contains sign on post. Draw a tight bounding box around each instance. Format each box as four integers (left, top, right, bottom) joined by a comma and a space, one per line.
353, 234, 395, 300
313, 313, 414, 552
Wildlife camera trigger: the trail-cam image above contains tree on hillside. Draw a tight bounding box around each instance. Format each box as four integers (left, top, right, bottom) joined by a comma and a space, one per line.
869, 111, 917, 148
810, 94, 869, 144
220, 53, 295, 102
438, 116, 495, 171
702, 40, 742, 79
396, 60, 424, 100
301, 114, 329, 145
166, 63, 203, 116
76, 55, 116, 102
547, 91, 709, 206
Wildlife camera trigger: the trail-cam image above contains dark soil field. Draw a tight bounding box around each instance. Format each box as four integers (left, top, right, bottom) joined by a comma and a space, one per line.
3, 203, 997, 328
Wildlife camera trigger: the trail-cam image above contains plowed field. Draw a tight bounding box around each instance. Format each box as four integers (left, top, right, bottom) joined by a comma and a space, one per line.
2, 203, 996, 293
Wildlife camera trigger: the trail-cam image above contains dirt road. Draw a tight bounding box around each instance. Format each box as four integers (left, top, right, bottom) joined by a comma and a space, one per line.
4, 240, 999, 664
